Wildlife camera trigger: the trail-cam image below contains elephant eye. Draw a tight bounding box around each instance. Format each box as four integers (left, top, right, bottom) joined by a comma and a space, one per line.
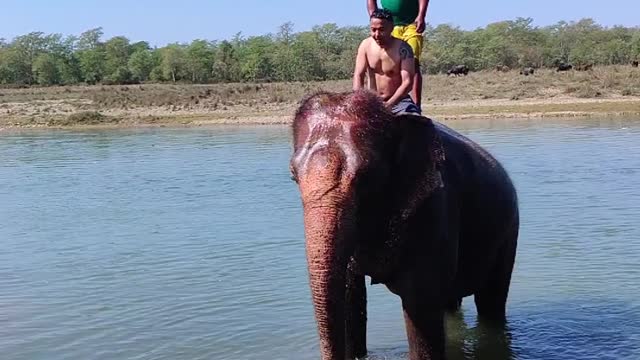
289, 163, 299, 183
289, 169, 299, 183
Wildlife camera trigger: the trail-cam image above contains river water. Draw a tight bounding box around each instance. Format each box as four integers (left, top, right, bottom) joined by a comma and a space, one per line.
1, 117, 639, 359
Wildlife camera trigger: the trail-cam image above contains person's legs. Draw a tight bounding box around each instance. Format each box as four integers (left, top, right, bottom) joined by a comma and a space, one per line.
412, 63, 422, 110
401, 25, 424, 111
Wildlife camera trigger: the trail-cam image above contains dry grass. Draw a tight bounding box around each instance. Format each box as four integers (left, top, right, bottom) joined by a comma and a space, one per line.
1, 65, 639, 127
424, 65, 640, 101
45, 111, 120, 126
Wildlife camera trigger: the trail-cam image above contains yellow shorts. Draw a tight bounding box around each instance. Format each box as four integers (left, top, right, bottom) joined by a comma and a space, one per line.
391, 23, 423, 62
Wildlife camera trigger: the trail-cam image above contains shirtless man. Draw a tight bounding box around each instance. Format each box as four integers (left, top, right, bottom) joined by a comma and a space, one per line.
353, 9, 421, 115
367, 0, 429, 111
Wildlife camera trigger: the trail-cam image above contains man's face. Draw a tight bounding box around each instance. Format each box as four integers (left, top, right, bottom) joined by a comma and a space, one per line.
370, 18, 392, 47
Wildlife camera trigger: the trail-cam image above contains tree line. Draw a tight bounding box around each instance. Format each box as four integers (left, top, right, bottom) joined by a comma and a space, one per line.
1, 18, 639, 86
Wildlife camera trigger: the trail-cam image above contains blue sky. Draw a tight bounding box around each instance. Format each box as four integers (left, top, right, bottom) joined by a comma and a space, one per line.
1, 0, 638, 46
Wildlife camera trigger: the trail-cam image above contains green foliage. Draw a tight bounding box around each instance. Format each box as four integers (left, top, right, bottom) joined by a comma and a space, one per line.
185, 40, 215, 82
149, 66, 165, 82
0, 48, 17, 84
33, 53, 60, 85
77, 28, 103, 50
1, 18, 639, 87
212, 40, 239, 82
128, 49, 155, 82
104, 36, 131, 83
160, 44, 186, 82
237, 36, 275, 82
78, 47, 106, 84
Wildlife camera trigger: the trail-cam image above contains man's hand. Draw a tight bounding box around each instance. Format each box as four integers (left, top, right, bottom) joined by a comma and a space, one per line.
367, 0, 378, 17
414, 16, 425, 34
415, 0, 429, 33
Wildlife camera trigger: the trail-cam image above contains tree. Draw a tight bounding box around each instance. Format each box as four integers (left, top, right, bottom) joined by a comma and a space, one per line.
33, 53, 60, 85
128, 49, 155, 82
104, 36, 132, 83
237, 35, 274, 82
130, 41, 151, 54
291, 31, 325, 81
185, 39, 214, 82
9, 32, 51, 84
77, 28, 103, 51
272, 23, 299, 81
0, 18, 639, 86
424, 24, 469, 73
0, 48, 15, 83
160, 44, 186, 82
76, 28, 105, 83
212, 40, 239, 82
78, 47, 105, 84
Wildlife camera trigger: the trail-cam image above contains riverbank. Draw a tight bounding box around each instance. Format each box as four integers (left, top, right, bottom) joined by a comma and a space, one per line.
2, 65, 639, 129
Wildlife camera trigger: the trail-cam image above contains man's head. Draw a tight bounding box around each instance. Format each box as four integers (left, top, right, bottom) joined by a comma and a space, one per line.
370, 9, 394, 47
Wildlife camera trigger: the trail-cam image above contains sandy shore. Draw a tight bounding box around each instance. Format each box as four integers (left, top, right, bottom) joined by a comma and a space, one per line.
1, 95, 639, 130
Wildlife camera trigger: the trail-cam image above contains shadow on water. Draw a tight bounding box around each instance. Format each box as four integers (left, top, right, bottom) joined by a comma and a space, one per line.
365, 299, 640, 360
445, 312, 514, 360
367, 313, 514, 360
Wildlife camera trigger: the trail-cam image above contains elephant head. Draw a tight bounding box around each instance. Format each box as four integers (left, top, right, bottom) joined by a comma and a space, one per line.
290, 90, 445, 359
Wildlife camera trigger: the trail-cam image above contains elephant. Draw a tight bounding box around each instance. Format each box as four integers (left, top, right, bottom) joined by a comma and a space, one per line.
289, 90, 519, 360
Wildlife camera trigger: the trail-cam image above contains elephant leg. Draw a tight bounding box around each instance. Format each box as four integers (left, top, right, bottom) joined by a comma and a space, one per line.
345, 265, 367, 359
400, 280, 445, 360
402, 295, 446, 360
445, 297, 462, 313
474, 227, 518, 323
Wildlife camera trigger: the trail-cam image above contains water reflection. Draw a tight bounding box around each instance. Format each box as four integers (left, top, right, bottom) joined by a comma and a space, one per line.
367, 298, 640, 360
367, 317, 515, 360
446, 312, 514, 360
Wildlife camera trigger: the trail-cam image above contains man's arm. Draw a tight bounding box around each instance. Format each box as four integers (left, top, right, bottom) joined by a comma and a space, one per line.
415, 0, 429, 33
384, 42, 415, 107
353, 40, 369, 90
367, 0, 377, 16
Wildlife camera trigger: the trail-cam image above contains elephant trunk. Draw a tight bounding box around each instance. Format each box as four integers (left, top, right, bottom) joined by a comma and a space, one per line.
304, 199, 355, 359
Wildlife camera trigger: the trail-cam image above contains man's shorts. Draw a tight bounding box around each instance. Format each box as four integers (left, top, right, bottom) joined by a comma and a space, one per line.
392, 95, 422, 115
391, 23, 423, 62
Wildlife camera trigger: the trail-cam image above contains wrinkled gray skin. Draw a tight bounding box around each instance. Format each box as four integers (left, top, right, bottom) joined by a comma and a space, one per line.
290, 90, 519, 360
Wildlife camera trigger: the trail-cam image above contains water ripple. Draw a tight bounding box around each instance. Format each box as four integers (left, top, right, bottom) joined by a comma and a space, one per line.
1, 120, 639, 359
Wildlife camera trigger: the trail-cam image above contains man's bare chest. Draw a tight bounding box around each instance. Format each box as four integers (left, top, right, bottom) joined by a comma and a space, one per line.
367, 48, 400, 74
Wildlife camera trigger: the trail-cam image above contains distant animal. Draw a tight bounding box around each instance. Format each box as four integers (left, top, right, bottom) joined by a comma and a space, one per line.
520, 67, 535, 76
575, 64, 593, 71
556, 63, 573, 72
495, 65, 510, 72
632, 61, 639, 68
447, 64, 469, 76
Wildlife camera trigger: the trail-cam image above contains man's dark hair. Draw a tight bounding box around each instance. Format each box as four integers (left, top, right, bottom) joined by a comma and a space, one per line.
370, 8, 393, 22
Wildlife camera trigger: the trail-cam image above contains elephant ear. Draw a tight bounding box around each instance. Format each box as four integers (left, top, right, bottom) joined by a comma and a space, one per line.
387, 115, 445, 247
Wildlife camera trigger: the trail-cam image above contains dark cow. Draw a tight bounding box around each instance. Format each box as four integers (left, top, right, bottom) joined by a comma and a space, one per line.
632, 61, 639, 68
447, 64, 469, 76
575, 64, 593, 71
556, 63, 573, 72
495, 65, 510, 72
520, 67, 535, 76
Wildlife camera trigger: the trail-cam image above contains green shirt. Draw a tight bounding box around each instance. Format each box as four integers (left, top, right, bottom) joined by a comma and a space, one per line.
381, 0, 419, 26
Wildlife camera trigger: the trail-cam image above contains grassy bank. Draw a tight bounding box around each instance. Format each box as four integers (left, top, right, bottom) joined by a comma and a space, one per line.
1, 65, 639, 128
